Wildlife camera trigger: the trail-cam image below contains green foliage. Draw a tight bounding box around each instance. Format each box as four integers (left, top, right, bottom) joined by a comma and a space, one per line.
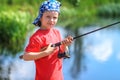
0, 11, 32, 56
61, 0, 80, 7
97, 3, 120, 19
0, 0, 42, 5
67, 0, 80, 7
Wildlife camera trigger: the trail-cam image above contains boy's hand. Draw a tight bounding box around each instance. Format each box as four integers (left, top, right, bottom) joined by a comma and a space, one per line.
44, 43, 57, 55
61, 36, 73, 46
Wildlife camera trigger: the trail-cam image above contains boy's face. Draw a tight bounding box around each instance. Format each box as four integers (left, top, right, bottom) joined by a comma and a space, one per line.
40, 11, 59, 29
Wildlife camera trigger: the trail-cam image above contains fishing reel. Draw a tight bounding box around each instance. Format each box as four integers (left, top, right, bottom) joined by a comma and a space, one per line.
51, 42, 71, 59
57, 46, 70, 59
58, 51, 70, 59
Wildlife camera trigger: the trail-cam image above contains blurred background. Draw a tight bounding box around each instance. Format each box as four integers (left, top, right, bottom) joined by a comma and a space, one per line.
0, 0, 120, 80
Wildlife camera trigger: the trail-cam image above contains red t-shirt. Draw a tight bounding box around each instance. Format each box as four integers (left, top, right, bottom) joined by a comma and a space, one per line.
25, 28, 64, 80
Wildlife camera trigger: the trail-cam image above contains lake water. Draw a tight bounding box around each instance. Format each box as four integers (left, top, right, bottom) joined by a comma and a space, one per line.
61, 25, 120, 80
1, 25, 120, 80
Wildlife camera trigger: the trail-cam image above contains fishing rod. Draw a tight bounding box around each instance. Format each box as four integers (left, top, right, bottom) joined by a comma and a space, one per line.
51, 21, 120, 47
19, 21, 120, 59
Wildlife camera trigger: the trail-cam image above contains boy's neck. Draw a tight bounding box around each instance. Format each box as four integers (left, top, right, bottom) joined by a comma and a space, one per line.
40, 27, 52, 30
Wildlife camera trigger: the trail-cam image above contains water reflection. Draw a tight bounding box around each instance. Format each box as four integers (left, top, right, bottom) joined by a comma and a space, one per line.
80, 27, 120, 80
10, 58, 35, 80
1, 26, 120, 80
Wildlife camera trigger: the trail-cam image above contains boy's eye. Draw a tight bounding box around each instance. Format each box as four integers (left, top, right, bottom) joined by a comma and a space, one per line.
53, 17, 57, 19
45, 15, 58, 20
46, 16, 50, 18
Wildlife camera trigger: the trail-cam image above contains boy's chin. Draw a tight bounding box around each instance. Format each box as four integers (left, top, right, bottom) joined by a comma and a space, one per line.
46, 26, 53, 29
48, 25, 54, 28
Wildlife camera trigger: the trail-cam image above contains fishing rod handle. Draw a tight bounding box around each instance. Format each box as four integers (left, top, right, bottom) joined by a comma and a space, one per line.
51, 42, 62, 47
51, 37, 75, 47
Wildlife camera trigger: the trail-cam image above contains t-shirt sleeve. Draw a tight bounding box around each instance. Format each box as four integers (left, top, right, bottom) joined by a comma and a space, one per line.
25, 36, 41, 52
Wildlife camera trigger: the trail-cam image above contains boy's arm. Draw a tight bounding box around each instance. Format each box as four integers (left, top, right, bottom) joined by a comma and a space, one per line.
21, 44, 56, 61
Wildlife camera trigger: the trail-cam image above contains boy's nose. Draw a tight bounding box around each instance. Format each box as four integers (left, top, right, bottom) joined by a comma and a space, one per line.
50, 18, 54, 22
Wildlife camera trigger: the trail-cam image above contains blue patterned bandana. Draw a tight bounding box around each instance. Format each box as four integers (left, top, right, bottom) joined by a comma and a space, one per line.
33, 0, 61, 26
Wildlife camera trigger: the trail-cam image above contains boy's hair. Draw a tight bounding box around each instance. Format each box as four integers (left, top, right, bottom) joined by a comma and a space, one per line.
38, 21, 41, 27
